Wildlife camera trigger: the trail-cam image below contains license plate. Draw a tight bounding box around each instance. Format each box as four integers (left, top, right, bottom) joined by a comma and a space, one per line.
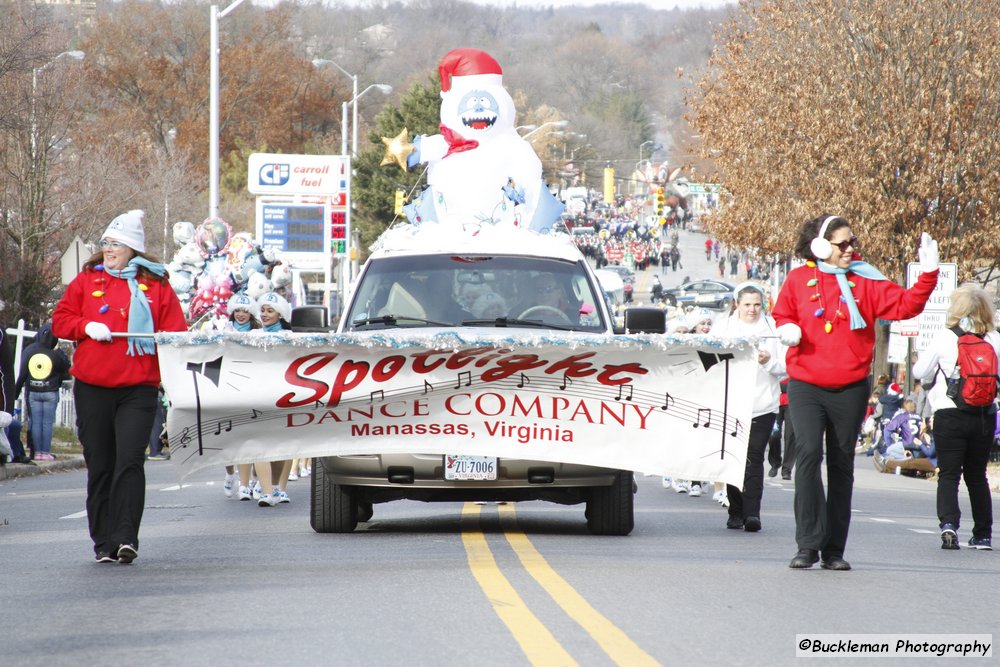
695, 294, 714, 303
444, 455, 497, 481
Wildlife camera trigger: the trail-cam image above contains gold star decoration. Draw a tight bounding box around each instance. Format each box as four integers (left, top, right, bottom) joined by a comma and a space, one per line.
380, 128, 414, 171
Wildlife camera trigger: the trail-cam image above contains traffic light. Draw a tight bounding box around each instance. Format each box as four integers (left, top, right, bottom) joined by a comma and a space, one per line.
603, 167, 615, 204
655, 187, 665, 217
393, 189, 405, 216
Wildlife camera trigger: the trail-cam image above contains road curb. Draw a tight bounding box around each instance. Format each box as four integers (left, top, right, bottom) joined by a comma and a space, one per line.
0, 455, 86, 481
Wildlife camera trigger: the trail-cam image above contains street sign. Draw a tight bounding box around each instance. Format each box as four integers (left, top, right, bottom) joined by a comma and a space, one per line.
60, 236, 91, 285
902, 262, 957, 352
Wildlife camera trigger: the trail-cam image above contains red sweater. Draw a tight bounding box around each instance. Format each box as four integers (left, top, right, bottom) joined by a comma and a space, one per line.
52, 267, 187, 388
772, 263, 938, 388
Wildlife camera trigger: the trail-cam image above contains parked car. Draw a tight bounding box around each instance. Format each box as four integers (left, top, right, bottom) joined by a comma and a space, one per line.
310, 226, 637, 536
600, 264, 636, 285
662, 279, 736, 310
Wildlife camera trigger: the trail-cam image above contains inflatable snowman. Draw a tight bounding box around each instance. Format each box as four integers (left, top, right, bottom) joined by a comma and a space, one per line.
403, 48, 563, 230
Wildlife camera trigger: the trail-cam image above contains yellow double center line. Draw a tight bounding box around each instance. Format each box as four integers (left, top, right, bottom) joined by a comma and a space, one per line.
461, 503, 660, 666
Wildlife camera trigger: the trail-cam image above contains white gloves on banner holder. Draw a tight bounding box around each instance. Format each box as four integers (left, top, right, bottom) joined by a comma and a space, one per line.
85, 321, 113, 342
0, 411, 12, 429
918, 232, 939, 273
777, 323, 802, 347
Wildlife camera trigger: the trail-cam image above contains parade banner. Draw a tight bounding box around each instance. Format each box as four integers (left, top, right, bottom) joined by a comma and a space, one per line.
157, 331, 757, 486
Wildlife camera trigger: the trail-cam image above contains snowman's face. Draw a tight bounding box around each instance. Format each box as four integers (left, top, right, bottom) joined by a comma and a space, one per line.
441, 85, 515, 141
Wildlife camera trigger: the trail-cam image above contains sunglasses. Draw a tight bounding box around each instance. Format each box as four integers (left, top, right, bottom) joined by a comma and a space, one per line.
831, 236, 859, 252
99, 240, 127, 250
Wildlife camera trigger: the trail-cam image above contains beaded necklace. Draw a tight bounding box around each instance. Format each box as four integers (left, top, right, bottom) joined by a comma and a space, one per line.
90, 263, 148, 320
805, 260, 856, 334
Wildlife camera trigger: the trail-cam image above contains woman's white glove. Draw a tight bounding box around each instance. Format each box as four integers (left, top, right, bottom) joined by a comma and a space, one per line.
918, 232, 939, 273
84, 321, 113, 342
777, 323, 802, 346
0, 411, 12, 428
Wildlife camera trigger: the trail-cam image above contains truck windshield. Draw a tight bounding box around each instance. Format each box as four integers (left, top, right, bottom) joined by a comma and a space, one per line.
346, 254, 606, 332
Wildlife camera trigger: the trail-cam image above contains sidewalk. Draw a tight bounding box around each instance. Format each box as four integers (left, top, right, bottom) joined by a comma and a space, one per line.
0, 454, 86, 481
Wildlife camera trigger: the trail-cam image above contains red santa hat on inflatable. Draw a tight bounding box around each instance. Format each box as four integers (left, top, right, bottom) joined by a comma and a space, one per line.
438, 48, 503, 92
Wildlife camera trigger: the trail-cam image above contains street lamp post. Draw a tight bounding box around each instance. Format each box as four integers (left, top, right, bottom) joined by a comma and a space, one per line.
638, 139, 655, 167
209, 0, 248, 221
312, 58, 357, 156
520, 120, 568, 140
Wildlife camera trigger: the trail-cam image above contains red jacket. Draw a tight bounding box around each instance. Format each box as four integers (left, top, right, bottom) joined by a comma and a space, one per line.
53, 267, 187, 388
772, 263, 938, 388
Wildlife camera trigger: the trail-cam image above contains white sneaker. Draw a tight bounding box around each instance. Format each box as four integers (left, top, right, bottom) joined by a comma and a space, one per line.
287, 472, 299, 481
672, 479, 689, 494
223, 476, 235, 498
712, 489, 725, 503
689, 483, 703, 497
238, 485, 252, 501
299, 467, 311, 477
257, 493, 278, 507
661, 476, 673, 489
276, 490, 291, 504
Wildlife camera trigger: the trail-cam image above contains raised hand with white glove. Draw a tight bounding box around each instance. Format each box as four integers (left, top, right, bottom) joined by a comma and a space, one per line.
84, 321, 113, 342
777, 322, 802, 347
917, 232, 939, 273
0, 411, 12, 429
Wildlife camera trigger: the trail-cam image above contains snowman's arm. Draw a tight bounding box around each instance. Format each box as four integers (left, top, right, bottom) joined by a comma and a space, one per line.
406, 134, 449, 168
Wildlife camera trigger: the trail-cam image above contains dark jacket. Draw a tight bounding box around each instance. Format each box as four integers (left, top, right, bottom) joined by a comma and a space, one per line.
0, 325, 14, 413
14, 323, 71, 396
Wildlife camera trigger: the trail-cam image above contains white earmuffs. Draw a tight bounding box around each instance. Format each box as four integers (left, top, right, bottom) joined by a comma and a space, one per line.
809, 215, 840, 260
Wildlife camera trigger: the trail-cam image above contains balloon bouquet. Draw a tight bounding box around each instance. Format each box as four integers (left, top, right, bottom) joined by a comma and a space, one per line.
165, 218, 291, 328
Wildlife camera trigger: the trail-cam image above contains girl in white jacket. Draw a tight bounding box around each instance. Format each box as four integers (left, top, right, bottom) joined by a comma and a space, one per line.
713, 283, 788, 532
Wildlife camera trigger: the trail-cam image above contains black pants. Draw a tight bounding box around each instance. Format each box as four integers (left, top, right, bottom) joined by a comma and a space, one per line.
727, 412, 777, 520
767, 405, 785, 470
781, 404, 798, 476
933, 408, 994, 539
787, 378, 869, 557
74, 381, 158, 556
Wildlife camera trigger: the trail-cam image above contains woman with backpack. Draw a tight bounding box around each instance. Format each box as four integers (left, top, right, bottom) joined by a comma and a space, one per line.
912, 284, 997, 551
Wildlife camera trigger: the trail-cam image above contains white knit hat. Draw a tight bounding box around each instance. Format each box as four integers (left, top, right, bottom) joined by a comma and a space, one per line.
227, 292, 260, 321
102, 209, 146, 253
257, 291, 291, 323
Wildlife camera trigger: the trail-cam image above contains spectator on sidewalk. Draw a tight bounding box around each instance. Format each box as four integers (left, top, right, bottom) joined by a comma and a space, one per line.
0, 309, 18, 463
14, 323, 71, 462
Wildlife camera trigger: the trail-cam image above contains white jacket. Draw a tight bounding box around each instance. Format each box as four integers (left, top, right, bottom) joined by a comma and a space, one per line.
912, 328, 1000, 412
715, 312, 787, 417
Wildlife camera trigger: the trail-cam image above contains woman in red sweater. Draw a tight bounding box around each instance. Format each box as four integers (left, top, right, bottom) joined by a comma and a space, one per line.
53, 210, 186, 565
772, 214, 938, 571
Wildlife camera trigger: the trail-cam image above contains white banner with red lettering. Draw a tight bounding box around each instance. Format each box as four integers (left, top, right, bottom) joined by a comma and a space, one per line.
157, 331, 756, 485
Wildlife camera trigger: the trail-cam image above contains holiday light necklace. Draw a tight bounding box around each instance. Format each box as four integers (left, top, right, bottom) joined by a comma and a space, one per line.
805, 260, 856, 334
90, 263, 148, 319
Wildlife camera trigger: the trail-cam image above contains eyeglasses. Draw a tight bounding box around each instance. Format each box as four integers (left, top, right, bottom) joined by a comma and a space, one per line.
99, 240, 127, 250
831, 236, 859, 252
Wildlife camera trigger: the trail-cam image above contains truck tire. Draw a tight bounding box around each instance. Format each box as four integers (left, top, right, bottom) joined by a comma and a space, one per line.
585, 470, 635, 536
310, 458, 358, 533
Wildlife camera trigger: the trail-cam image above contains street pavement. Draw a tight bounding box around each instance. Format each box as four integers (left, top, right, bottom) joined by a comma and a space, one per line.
2, 451, 997, 666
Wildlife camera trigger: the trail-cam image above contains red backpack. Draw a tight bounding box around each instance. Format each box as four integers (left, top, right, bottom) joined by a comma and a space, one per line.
946, 327, 999, 410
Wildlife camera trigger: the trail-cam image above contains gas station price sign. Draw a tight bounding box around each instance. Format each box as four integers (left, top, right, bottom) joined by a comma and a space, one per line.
331, 209, 347, 255
261, 204, 325, 253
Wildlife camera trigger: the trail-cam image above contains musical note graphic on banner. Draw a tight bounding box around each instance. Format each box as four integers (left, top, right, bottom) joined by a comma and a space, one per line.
661, 392, 675, 411
559, 374, 573, 391
517, 373, 530, 388
693, 408, 712, 428
369, 389, 385, 403
213, 419, 232, 436
615, 383, 634, 401
455, 371, 472, 389
423, 379, 435, 395
251, 409, 262, 420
